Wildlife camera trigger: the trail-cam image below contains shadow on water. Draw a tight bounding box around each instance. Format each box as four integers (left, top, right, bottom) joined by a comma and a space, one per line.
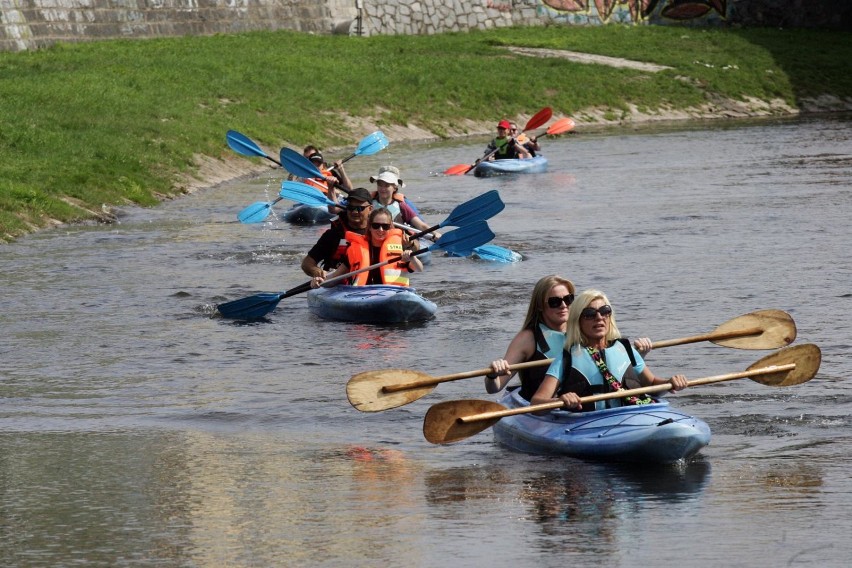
424, 453, 711, 527
731, 28, 851, 108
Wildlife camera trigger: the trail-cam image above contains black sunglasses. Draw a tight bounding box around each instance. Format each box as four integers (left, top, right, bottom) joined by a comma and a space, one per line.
371, 222, 391, 230
546, 294, 574, 309
580, 305, 613, 320
347, 204, 369, 212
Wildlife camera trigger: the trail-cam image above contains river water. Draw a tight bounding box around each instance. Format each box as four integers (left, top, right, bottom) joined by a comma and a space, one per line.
2, 116, 851, 567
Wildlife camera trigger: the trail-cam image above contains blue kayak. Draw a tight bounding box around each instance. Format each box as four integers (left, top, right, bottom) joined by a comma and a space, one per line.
280, 203, 335, 225
473, 155, 548, 177
307, 284, 437, 323
492, 389, 710, 464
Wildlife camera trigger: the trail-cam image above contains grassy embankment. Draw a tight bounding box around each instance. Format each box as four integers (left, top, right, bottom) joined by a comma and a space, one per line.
1, 25, 850, 242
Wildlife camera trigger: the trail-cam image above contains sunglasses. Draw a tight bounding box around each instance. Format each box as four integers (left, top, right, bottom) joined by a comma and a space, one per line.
580, 305, 613, 320
347, 205, 369, 212
371, 222, 391, 230
546, 294, 574, 309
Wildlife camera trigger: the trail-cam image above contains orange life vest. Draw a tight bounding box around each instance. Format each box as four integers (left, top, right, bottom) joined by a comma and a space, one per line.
303, 165, 335, 197
343, 229, 410, 286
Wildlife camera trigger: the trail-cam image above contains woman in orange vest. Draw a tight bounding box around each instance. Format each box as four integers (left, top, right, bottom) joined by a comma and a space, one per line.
309, 208, 423, 288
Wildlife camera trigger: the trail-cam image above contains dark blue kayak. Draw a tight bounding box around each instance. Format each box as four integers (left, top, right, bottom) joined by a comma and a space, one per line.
473, 155, 548, 177
306, 285, 437, 323
280, 203, 335, 225
492, 389, 710, 464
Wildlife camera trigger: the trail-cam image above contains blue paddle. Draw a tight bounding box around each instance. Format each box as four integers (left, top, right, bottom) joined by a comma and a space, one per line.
235, 131, 387, 224
278, 181, 505, 241
226, 130, 284, 167
394, 222, 522, 264
279, 131, 388, 177
216, 221, 496, 320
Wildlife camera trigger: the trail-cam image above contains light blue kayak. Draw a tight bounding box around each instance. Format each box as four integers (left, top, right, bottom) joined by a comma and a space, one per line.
307, 284, 437, 323
492, 389, 710, 464
473, 155, 548, 177
280, 203, 335, 225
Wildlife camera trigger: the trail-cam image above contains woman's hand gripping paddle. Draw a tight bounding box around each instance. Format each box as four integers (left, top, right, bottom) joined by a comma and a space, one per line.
346, 309, 798, 412
422, 343, 821, 444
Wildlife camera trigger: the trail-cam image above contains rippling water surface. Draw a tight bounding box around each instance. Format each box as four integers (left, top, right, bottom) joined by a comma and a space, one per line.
2, 116, 851, 567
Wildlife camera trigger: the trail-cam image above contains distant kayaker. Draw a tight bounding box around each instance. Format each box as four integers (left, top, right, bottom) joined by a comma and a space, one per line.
486, 275, 575, 401
510, 121, 540, 157
288, 145, 352, 205
300, 187, 373, 278
309, 207, 423, 288
531, 289, 688, 412
483, 119, 531, 162
369, 166, 441, 239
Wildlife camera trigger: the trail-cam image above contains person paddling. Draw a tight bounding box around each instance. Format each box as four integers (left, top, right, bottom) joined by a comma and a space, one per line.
483, 120, 531, 162
531, 289, 688, 412
300, 187, 373, 278
369, 166, 441, 239
309, 207, 423, 288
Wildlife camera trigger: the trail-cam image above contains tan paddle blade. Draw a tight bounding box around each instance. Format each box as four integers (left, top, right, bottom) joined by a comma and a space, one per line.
347, 359, 554, 412
652, 309, 796, 350
746, 343, 821, 386
347, 369, 436, 412
423, 399, 505, 444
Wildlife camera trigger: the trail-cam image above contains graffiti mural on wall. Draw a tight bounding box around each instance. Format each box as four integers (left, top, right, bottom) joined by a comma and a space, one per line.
541, 0, 728, 23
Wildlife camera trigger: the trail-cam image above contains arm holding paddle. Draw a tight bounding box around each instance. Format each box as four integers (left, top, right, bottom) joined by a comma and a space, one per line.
529, 289, 690, 412
311, 247, 422, 289
486, 275, 576, 395
345, 307, 798, 413
311, 211, 423, 289
422, 344, 821, 445
444, 107, 552, 175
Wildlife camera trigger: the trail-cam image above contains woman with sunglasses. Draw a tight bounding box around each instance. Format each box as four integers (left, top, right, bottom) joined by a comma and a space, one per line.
486, 275, 576, 401
530, 289, 688, 412
369, 166, 440, 239
309, 208, 422, 289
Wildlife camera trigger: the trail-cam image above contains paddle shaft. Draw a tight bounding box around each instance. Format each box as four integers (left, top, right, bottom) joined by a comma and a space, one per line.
450, 108, 551, 175
652, 327, 763, 348
383, 359, 554, 393
458, 363, 796, 424
319, 247, 429, 289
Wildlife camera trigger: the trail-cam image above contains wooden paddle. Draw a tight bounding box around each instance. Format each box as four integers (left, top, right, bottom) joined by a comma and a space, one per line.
444, 107, 552, 176
423, 343, 821, 444
345, 309, 797, 412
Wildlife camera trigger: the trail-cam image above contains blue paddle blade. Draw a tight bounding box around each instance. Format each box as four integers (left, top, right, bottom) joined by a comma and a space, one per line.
471, 244, 523, 263
280, 147, 324, 179
280, 181, 338, 208
427, 221, 495, 256
237, 201, 272, 224
226, 130, 268, 159
355, 131, 389, 156
217, 281, 314, 320
217, 292, 283, 319
441, 190, 505, 228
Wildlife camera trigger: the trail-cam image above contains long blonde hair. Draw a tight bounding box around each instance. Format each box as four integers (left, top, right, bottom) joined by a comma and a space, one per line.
565, 289, 622, 348
520, 275, 575, 331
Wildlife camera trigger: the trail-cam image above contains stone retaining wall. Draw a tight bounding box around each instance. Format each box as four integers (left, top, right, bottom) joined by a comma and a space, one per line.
2, 0, 847, 52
